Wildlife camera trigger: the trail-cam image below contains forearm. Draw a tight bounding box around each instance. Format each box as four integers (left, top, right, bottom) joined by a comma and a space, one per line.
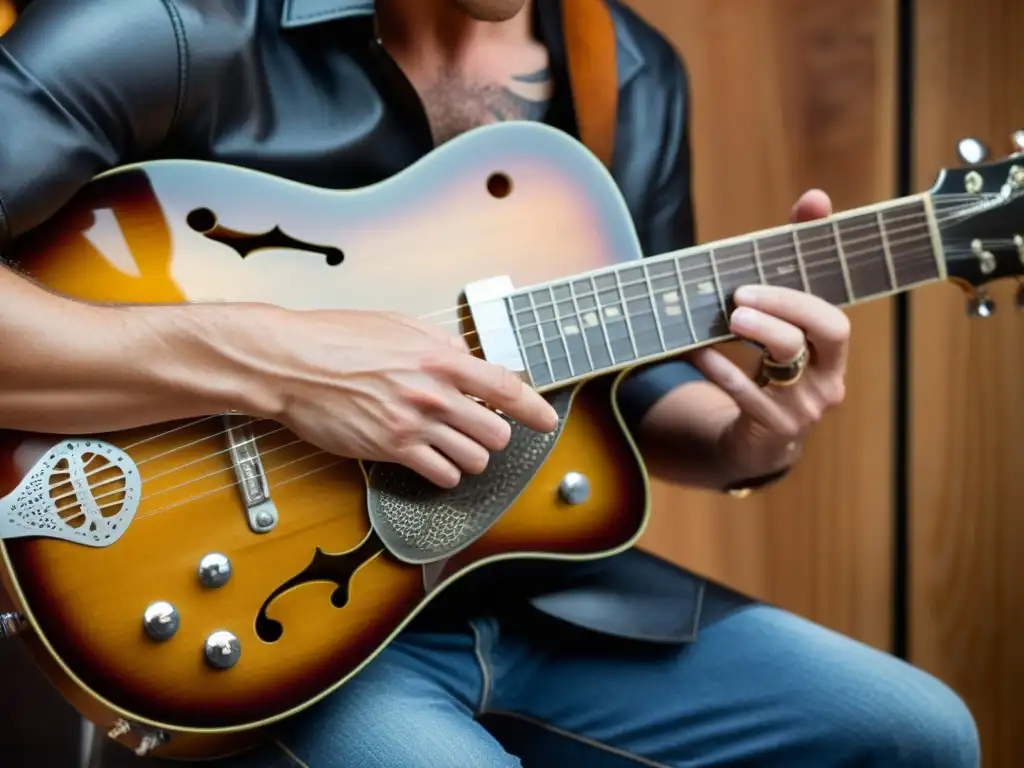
635, 381, 739, 490
0, 265, 267, 435
636, 381, 799, 492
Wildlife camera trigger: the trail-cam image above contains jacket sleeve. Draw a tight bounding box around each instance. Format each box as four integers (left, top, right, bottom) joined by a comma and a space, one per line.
615, 48, 705, 430
0, 0, 182, 247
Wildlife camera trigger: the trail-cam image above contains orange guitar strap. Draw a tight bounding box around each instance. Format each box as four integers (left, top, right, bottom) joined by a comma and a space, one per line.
560, 0, 619, 169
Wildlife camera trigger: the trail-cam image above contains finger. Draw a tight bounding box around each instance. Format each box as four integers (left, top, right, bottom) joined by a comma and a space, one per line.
729, 307, 806, 365
688, 347, 801, 437
731, 285, 851, 372
790, 189, 832, 223
397, 444, 462, 489
442, 395, 513, 452
435, 355, 559, 433
425, 423, 492, 475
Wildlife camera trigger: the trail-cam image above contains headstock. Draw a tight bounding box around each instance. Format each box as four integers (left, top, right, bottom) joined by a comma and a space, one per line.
929, 131, 1024, 316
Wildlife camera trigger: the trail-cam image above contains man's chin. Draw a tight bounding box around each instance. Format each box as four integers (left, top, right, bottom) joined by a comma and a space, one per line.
452, 0, 529, 22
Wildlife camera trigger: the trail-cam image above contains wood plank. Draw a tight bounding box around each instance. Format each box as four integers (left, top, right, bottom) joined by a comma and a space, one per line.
910, 1, 1024, 764
624, 0, 897, 650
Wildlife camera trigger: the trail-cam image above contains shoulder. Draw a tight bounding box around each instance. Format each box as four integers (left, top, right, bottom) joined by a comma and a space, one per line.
602, 1, 691, 168
606, 1, 690, 102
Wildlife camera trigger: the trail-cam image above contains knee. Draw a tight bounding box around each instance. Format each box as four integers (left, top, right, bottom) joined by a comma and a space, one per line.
817, 659, 980, 766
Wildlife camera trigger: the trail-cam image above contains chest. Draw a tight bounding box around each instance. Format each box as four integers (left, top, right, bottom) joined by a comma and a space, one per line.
392, 43, 555, 146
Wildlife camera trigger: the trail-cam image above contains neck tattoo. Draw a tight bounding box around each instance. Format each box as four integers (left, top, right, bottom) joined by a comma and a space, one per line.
420, 64, 554, 145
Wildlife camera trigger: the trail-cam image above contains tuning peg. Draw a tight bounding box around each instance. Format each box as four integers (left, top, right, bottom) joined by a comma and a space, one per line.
1012, 130, 1024, 155
966, 289, 996, 318
958, 137, 989, 165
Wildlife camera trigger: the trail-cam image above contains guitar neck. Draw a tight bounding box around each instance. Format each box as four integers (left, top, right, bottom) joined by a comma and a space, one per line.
508, 192, 946, 390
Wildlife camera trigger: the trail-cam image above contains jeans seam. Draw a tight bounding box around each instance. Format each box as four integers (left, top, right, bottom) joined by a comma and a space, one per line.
484, 709, 675, 768
470, 617, 497, 715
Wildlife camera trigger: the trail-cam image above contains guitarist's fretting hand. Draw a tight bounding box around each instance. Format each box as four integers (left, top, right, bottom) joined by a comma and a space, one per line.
0, 270, 557, 489
686, 190, 851, 484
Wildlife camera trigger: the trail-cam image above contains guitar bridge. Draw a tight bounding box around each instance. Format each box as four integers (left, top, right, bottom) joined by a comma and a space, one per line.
222, 414, 278, 533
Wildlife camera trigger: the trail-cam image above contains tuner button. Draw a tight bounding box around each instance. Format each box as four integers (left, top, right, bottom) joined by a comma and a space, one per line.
1012, 130, 1024, 155
966, 291, 996, 319
957, 137, 989, 165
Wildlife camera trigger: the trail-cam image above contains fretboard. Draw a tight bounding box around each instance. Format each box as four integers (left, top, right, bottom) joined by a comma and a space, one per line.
507, 194, 944, 390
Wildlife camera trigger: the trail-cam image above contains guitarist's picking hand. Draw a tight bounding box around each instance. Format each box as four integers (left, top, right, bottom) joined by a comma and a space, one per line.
237, 308, 559, 489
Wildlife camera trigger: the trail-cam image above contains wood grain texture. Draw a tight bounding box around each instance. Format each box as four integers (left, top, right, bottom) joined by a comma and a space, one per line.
910, 1, 1024, 764
624, 0, 898, 650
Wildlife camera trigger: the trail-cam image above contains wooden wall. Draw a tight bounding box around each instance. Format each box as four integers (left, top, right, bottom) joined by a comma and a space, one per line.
909, 0, 1024, 764
626, 1, 1023, 764
626, 0, 899, 652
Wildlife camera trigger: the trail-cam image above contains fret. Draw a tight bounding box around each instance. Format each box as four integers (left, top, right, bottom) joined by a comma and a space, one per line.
713, 241, 763, 306
880, 198, 942, 287
791, 230, 811, 293
589, 272, 636, 365
756, 231, 804, 291
795, 222, 851, 305
612, 269, 640, 360
641, 263, 668, 352
673, 257, 699, 343
708, 248, 728, 314
547, 283, 594, 379
646, 257, 697, 351
565, 282, 596, 373
528, 290, 562, 386
678, 248, 730, 342
835, 212, 894, 300
752, 239, 767, 285
570, 277, 615, 371
508, 293, 552, 386
876, 210, 899, 289
831, 220, 856, 302
615, 263, 666, 358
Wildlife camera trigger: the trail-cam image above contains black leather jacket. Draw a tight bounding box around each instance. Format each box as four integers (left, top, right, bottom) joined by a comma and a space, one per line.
0, 0, 718, 643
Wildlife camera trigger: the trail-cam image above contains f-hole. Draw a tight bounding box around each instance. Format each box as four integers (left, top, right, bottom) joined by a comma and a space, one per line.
186, 207, 345, 266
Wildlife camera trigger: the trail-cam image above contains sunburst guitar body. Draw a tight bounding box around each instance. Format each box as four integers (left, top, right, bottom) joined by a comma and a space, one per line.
0, 123, 652, 759
2, 121, 1022, 760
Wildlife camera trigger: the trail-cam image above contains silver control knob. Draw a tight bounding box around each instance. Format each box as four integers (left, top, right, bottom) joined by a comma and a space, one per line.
142, 601, 180, 642
204, 630, 241, 670
198, 553, 232, 589
558, 472, 591, 505
966, 291, 996, 318
957, 137, 989, 165
1012, 129, 1024, 155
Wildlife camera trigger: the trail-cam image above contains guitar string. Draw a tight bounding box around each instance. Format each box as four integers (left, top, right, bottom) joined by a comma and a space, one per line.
51, 197, 999, 511
416, 193, 1003, 326
54, 202, 996, 521
64, 205, 951, 497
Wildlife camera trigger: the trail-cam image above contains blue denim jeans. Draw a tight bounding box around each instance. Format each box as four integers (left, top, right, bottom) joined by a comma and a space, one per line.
200, 593, 980, 768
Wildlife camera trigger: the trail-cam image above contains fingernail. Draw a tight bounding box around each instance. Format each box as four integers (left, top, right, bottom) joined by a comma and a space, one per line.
733, 285, 759, 305
731, 307, 758, 330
